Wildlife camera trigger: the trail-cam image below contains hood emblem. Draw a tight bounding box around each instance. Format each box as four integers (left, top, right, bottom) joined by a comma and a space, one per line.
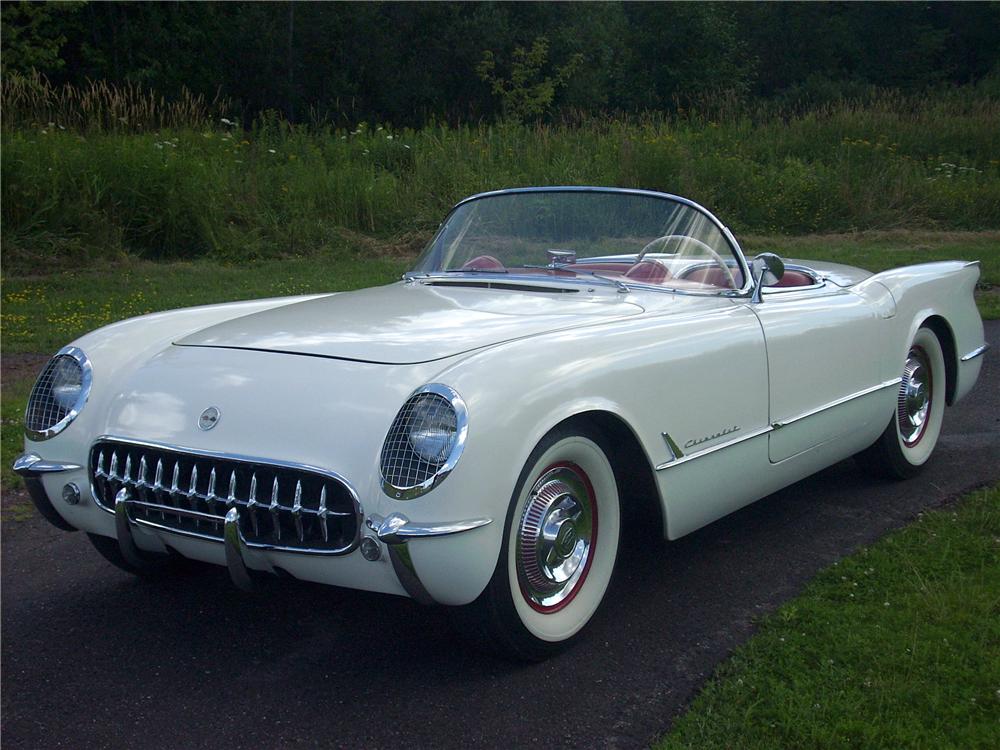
198, 406, 222, 431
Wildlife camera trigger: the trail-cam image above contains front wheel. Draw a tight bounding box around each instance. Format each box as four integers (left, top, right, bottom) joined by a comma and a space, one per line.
856, 326, 947, 480
460, 426, 621, 661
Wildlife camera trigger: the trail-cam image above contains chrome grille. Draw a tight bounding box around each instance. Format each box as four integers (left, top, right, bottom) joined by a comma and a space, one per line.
26, 351, 87, 437
90, 440, 360, 554
380, 392, 454, 490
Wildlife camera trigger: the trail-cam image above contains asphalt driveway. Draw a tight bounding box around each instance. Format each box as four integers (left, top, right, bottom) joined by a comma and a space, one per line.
2, 321, 997, 749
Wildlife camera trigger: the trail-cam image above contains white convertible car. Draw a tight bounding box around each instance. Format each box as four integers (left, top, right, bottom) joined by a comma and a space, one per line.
16, 187, 988, 660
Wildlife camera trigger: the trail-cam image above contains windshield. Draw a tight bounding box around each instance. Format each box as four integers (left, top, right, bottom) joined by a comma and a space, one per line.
412, 190, 745, 292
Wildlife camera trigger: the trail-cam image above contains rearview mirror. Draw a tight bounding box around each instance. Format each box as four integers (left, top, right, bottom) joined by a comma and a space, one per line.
751, 252, 785, 302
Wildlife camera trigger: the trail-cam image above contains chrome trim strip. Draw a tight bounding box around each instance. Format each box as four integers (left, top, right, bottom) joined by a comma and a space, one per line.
25, 345, 93, 442
660, 432, 684, 462
960, 343, 989, 362
12, 452, 82, 476
655, 425, 773, 471
90, 436, 363, 556
771, 378, 903, 429
655, 378, 902, 471
366, 513, 492, 545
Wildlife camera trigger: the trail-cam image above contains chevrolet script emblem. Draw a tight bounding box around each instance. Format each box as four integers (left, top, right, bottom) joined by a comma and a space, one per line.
198, 406, 221, 431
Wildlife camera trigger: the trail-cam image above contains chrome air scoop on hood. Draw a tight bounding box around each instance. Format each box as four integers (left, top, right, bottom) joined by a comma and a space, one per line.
175, 280, 645, 364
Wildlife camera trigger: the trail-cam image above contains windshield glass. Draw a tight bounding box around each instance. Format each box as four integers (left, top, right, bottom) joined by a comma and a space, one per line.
412, 190, 745, 292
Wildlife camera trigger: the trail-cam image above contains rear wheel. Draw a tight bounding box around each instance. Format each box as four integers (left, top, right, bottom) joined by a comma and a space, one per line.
856, 326, 946, 480
461, 426, 621, 661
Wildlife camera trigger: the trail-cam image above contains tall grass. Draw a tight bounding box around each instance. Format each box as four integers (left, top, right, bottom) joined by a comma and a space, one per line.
2, 77, 998, 271
1, 71, 232, 133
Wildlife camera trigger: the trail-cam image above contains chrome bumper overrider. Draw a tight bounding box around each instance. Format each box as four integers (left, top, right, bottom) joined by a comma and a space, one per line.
366, 513, 493, 605
12, 452, 80, 531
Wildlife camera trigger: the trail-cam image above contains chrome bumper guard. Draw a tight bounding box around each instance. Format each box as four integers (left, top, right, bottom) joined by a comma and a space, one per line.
366, 513, 492, 605
12, 453, 80, 532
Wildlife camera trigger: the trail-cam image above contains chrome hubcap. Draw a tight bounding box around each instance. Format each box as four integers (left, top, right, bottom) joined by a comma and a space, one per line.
898, 347, 932, 446
517, 465, 595, 611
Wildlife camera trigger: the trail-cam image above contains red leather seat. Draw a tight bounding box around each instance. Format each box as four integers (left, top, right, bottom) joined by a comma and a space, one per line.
771, 269, 815, 288
462, 255, 505, 271
624, 260, 672, 285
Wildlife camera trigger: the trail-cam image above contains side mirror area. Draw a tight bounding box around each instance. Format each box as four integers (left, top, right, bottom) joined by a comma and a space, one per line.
750, 252, 785, 303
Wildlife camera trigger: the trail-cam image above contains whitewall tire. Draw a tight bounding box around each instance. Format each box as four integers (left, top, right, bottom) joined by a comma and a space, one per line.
857, 326, 947, 479
461, 425, 621, 661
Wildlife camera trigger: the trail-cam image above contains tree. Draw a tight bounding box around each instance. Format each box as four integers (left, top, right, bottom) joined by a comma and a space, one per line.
476, 36, 583, 121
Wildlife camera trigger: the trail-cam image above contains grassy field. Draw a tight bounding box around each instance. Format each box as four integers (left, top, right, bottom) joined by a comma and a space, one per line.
2, 88, 999, 271
657, 484, 1000, 749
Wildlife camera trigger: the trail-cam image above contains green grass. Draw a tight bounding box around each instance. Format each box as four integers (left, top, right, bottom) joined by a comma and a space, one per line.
657, 485, 1000, 750
2, 91, 999, 270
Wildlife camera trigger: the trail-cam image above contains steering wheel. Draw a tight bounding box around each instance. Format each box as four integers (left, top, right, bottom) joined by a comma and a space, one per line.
635, 234, 737, 289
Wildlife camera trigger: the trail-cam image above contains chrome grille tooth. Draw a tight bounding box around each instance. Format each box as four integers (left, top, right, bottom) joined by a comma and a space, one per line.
270, 477, 281, 541
109, 452, 119, 481
227, 471, 238, 509
123, 454, 133, 483
137, 455, 148, 489
170, 461, 181, 500
153, 458, 165, 518
318, 485, 329, 543
188, 464, 200, 527
292, 480, 304, 542
153, 459, 164, 492
247, 473, 260, 537
96, 450, 106, 478
206, 466, 218, 517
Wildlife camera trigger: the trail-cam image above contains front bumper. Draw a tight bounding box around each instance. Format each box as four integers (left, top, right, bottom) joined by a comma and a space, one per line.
14, 451, 492, 604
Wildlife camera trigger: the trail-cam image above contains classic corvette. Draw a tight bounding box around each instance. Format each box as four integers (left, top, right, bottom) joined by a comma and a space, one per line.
15, 187, 988, 660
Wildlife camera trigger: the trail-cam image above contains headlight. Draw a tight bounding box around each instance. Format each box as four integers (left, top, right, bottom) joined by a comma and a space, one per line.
380, 384, 468, 500
25, 346, 93, 441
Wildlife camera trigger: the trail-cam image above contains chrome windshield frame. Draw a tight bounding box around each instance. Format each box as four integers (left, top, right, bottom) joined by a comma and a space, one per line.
414, 187, 752, 297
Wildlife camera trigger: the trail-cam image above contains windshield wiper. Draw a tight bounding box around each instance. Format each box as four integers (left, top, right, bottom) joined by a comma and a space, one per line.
508, 264, 630, 294
442, 267, 508, 274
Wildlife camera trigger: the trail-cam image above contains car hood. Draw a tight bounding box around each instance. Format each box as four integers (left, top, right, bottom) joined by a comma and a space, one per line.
176, 281, 645, 364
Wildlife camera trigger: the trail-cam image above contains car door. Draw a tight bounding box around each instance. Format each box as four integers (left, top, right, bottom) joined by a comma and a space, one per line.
749, 282, 884, 463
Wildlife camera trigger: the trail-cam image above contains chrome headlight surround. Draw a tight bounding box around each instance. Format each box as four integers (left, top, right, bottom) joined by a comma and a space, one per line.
380, 383, 468, 500
24, 346, 93, 441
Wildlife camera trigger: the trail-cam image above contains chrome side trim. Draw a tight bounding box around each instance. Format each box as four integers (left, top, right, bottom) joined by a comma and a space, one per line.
660, 432, 684, 462
655, 425, 773, 471
366, 513, 492, 545
960, 343, 989, 362
771, 378, 903, 429
12, 452, 82, 476
655, 378, 902, 472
